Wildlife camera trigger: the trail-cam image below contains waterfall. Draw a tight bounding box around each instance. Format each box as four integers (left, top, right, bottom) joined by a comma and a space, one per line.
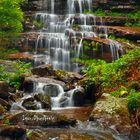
29, 0, 123, 71
109, 40, 123, 61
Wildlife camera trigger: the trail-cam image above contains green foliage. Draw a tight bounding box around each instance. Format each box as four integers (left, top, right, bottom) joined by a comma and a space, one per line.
127, 90, 140, 113
88, 9, 140, 18
84, 48, 140, 89
0, 61, 31, 90
33, 20, 43, 30
125, 20, 140, 28
0, 48, 19, 59
0, 0, 24, 46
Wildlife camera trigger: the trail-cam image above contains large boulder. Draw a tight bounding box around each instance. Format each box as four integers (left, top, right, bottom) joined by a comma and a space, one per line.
9, 111, 76, 127
0, 81, 10, 99
89, 93, 132, 133
34, 93, 51, 110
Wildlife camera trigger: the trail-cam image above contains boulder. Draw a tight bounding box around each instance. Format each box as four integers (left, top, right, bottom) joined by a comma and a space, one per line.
34, 93, 51, 110
31, 64, 56, 77
58, 96, 69, 107
43, 84, 61, 97
0, 81, 10, 99
21, 78, 35, 93
9, 111, 76, 127
22, 97, 41, 110
0, 125, 26, 138
72, 87, 85, 106
55, 70, 83, 84
26, 129, 99, 140
23, 76, 66, 92
89, 93, 132, 133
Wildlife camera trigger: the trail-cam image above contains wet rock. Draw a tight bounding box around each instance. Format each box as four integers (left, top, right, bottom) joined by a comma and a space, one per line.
34, 93, 51, 110
73, 87, 85, 106
58, 96, 69, 107
31, 64, 56, 77
55, 70, 83, 84
89, 93, 132, 133
0, 98, 11, 110
0, 104, 6, 115
9, 111, 77, 127
23, 76, 66, 92
0, 81, 10, 99
21, 78, 35, 93
0, 125, 26, 138
43, 84, 61, 97
22, 97, 40, 110
26, 128, 98, 140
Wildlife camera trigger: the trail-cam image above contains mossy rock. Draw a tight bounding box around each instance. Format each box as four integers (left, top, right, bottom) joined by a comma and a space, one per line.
90, 93, 132, 133
9, 111, 76, 127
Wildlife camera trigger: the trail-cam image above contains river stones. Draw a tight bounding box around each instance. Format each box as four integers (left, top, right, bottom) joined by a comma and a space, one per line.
89, 93, 132, 133
9, 111, 77, 127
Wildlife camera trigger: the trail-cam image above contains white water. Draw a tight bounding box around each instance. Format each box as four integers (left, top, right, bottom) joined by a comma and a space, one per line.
24, 0, 124, 71
33, 82, 81, 109
34, 0, 99, 71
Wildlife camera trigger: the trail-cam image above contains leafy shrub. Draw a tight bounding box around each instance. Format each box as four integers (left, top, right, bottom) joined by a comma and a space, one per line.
84, 48, 140, 91
0, 61, 31, 90
127, 90, 140, 113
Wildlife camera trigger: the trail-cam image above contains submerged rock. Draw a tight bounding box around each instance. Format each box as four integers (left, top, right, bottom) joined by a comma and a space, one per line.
9, 111, 77, 127
89, 93, 132, 133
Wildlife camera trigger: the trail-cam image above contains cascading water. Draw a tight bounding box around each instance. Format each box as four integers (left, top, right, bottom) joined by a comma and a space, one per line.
25, 0, 123, 71
33, 0, 109, 71
34, 82, 80, 109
